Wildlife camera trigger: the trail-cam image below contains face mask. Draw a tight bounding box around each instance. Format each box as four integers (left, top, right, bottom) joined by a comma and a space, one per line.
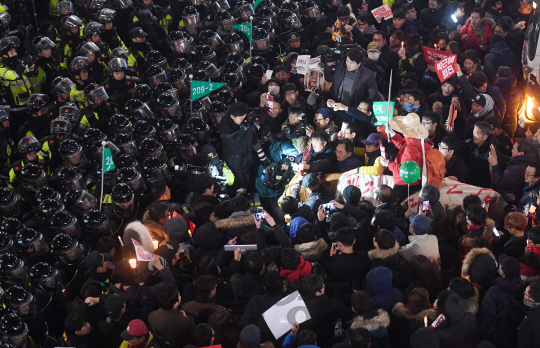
2, 56, 18, 69
403, 101, 420, 113
368, 52, 380, 61
268, 85, 280, 95
524, 297, 540, 309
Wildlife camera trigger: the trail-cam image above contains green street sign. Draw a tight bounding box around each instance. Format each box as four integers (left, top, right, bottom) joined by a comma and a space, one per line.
253, 0, 262, 10
103, 147, 115, 173
191, 80, 227, 101
232, 22, 252, 42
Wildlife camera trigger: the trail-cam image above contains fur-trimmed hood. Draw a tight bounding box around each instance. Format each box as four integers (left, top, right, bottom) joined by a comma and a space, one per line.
214, 211, 256, 238
463, 17, 496, 30
294, 239, 329, 263
461, 218, 496, 248
350, 309, 390, 331
368, 242, 399, 260
123, 220, 155, 253
462, 247, 497, 278
143, 210, 165, 239
392, 302, 437, 321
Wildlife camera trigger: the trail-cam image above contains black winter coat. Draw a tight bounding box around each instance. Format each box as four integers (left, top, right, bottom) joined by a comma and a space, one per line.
518, 307, 540, 348
491, 152, 536, 202
306, 144, 337, 175
483, 41, 521, 85
219, 115, 255, 173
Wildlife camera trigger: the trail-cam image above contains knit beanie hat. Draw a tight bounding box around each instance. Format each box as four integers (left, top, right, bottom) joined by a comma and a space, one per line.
239, 325, 261, 348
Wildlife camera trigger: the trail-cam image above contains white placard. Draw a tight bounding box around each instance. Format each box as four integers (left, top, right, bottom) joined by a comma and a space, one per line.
132, 238, 152, 261
266, 69, 273, 80
295, 55, 310, 75
262, 291, 311, 339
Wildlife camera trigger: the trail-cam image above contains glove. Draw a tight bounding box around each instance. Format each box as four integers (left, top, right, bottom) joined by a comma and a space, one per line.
380, 156, 389, 167
307, 91, 317, 107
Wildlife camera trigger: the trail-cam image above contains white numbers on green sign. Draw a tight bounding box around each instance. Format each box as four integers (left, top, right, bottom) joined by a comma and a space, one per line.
192, 84, 214, 95
105, 157, 113, 166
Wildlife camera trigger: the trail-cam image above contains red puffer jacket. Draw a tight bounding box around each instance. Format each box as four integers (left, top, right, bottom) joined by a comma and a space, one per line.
388, 134, 433, 186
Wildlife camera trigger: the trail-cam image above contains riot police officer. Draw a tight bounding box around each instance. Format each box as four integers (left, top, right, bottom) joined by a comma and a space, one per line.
31, 36, 60, 94
57, 15, 84, 69
0, 106, 14, 170
79, 83, 117, 134
102, 58, 139, 107
18, 94, 53, 140
8, 136, 48, 189
0, 188, 22, 219
69, 56, 94, 108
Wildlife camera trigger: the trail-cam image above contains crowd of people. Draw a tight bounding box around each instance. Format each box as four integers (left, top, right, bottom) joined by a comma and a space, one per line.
0, 0, 539, 347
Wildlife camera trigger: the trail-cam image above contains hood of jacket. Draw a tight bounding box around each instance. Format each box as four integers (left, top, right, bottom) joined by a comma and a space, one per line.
350, 309, 390, 331
123, 220, 155, 253
495, 75, 518, 92
143, 210, 165, 238
438, 291, 466, 324
280, 256, 312, 282
462, 218, 496, 245
294, 239, 329, 261
463, 286, 480, 309
461, 247, 497, 279
366, 267, 393, 295
214, 211, 255, 231
490, 40, 513, 56
368, 241, 399, 261
392, 302, 437, 321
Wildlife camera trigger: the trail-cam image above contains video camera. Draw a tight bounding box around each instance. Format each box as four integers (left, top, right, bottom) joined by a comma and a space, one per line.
317, 43, 364, 66
283, 122, 307, 137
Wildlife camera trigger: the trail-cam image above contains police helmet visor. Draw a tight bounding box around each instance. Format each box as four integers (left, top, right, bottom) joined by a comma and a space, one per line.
225, 40, 244, 53
118, 140, 139, 156
211, 0, 230, 12
147, 70, 167, 87
25, 171, 47, 191
59, 105, 81, 123
28, 234, 49, 255
132, 103, 153, 120
74, 190, 98, 212
39, 269, 64, 292
63, 172, 84, 191
4, 259, 28, 282
52, 78, 75, 97
0, 193, 20, 217
183, 13, 201, 33
108, 57, 127, 72
58, 1, 74, 14
34, 37, 55, 52
305, 6, 320, 19
160, 124, 180, 142
86, 87, 109, 105
2, 322, 28, 348
59, 240, 86, 265
238, 3, 255, 20
98, 8, 116, 22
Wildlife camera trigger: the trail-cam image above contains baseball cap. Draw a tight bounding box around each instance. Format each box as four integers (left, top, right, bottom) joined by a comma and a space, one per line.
484, 116, 501, 129
281, 83, 298, 94
129, 27, 148, 39
201, 144, 219, 165
361, 133, 382, 146
104, 293, 126, 321
301, 173, 320, 188
121, 319, 148, 341
83, 251, 111, 271
367, 42, 381, 52
409, 214, 430, 235
286, 32, 301, 43
472, 94, 486, 108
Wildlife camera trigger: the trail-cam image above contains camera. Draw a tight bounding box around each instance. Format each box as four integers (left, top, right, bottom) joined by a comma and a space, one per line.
283, 122, 307, 137
255, 212, 266, 220
317, 43, 364, 66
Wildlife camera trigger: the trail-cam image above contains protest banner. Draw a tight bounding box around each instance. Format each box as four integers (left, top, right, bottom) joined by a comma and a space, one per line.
132, 239, 152, 261
371, 3, 393, 22
435, 54, 457, 82
373, 101, 395, 125
423, 46, 453, 64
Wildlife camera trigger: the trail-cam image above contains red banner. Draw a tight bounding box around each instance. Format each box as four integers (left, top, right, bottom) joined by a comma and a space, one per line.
435, 54, 457, 83
423, 46, 453, 64
371, 3, 393, 23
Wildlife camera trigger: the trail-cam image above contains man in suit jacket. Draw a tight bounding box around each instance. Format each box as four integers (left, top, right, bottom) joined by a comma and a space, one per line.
324, 48, 380, 106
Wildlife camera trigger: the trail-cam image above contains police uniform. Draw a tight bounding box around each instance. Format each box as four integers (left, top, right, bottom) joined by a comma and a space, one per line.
31, 55, 61, 94
39, 133, 82, 170
78, 103, 117, 135
0, 61, 33, 115
0, 127, 14, 170
102, 75, 138, 106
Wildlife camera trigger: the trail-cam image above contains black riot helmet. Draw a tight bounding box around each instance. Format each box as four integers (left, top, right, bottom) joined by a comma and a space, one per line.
138, 138, 166, 160
177, 133, 198, 160
50, 211, 82, 239
298, 0, 321, 20
167, 67, 188, 92
85, 83, 109, 105
154, 82, 177, 100
111, 183, 135, 218
209, 101, 228, 127
108, 57, 128, 73
156, 94, 182, 120
64, 189, 98, 214
113, 134, 139, 157
117, 167, 146, 195
50, 117, 72, 136
59, 102, 81, 124
226, 52, 246, 69
182, 6, 201, 35
171, 57, 193, 75
35, 186, 61, 204
222, 33, 244, 53
198, 29, 223, 50
51, 76, 75, 99
196, 60, 219, 80
142, 157, 170, 181
183, 99, 206, 120
257, 20, 275, 35
29, 262, 64, 294
115, 154, 141, 172
133, 84, 153, 104
256, 6, 277, 29
124, 99, 154, 121
110, 47, 128, 61
247, 63, 267, 81
20, 164, 47, 191
15, 228, 49, 256
215, 9, 235, 30
252, 27, 270, 52
222, 72, 242, 90
277, 9, 302, 30
236, 0, 255, 22
145, 64, 167, 87
167, 30, 190, 53
27, 94, 49, 115
81, 209, 111, 236
0, 231, 13, 257
191, 69, 209, 82
83, 128, 106, 145
195, 44, 217, 65
209, 0, 229, 13
183, 118, 211, 146
145, 50, 167, 71
157, 119, 180, 143
108, 114, 132, 135
17, 135, 40, 156
50, 233, 87, 266
222, 60, 246, 82
3, 285, 36, 319
0, 219, 22, 239
133, 120, 156, 141
59, 139, 87, 168
0, 189, 21, 218
0, 254, 27, 285
37, 199, 65, 222
214, 89, 236, 106
57, 167, 84, 191
0, 313, 29, 348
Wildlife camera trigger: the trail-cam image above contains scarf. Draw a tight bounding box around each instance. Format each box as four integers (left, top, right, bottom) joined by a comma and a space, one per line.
405, 298, 432, 315
473, 94, 494, 118
280, 256, 312, 281
467, 223, 485, 237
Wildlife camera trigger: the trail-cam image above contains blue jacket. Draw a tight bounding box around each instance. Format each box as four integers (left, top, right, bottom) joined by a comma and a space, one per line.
483, 41, 521, 86
519, 180, 540, 212
255, 140, 298, 198
367, 267, 404, 313
282, 332, 320, 348
336, 155, 362, 173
